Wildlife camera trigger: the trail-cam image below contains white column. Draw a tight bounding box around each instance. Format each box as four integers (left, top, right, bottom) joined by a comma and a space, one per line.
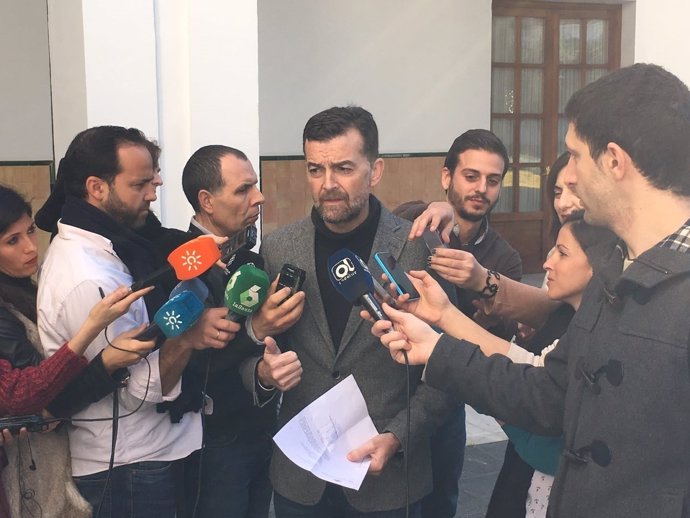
47, 0, 260, 230
188, 1, 260, 167
154, 0, 193, 229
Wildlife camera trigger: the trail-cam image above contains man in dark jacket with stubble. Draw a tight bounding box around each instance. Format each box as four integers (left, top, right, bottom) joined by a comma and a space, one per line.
394, 129, 522, 518
180, 145, 304, 518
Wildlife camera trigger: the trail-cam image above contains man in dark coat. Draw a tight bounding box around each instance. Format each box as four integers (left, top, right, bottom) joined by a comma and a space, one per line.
179, 145, 304, 518
371, 63, 690, 518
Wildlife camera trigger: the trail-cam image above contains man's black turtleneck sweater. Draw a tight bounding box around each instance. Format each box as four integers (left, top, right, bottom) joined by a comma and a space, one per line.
312, 195, 381, 352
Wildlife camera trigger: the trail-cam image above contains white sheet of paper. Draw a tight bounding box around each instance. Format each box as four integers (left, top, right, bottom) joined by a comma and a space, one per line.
273, 375, 379, 490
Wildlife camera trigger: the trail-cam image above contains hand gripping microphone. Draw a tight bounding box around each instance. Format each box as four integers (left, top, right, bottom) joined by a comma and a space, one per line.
131, 235, 221, 291
135, 290, 205, 340
224, 264, 270, 322
327, 249, 387, 321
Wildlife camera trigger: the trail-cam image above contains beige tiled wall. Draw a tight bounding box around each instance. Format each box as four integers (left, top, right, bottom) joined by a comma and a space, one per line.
260, 156, 446, 236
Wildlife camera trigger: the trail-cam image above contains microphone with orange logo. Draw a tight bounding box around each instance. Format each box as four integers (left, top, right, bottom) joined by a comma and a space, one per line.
130, 235, 221, 291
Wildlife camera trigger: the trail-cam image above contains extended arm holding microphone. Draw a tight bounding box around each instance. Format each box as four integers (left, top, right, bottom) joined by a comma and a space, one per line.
369, 270, 514, 361
158, 307, 241, 395
328, 248, 455, 474
131, 279, 243, 396
326, 249, 407, 474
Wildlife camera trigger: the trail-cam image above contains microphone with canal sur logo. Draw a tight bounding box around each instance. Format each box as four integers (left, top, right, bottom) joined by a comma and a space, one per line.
134, 290, 206, 341
131, 235, 221, 291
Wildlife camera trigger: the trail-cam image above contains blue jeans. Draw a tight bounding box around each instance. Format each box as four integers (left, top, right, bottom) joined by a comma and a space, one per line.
421, 404, 467, 518
74, 460, 176, 518
184, 432, 273, 518
273, 484, 422, 518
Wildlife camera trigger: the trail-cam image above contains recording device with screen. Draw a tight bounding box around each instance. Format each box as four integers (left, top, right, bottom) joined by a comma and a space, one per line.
0, 414, 61, 435
421, 228, 447, 254
220, 226, 258, 264
276, 264, 306, 301
374, 252, 420, 301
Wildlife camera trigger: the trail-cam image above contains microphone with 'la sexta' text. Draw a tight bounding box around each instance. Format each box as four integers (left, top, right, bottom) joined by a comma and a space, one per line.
131, 235, 221, 291
135, 290, 205, 341
224, 264, 270, 322
328, 248, 387, 321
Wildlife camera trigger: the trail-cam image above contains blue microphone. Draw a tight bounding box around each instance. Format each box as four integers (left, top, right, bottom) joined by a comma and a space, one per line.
135, 290, 205, 340
169, 278, 210, 303
327, 249, 387, 321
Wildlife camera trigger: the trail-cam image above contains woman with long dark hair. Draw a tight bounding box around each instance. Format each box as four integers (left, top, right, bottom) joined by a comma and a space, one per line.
0, 185, 154, 517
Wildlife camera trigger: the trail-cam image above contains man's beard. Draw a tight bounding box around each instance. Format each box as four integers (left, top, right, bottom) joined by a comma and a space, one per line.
104, 190, 148, 229
447, 182, 494, 223
316, 188, 369, 226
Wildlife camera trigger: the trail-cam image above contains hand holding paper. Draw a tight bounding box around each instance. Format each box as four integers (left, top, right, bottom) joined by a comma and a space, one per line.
272, 375, 378, 490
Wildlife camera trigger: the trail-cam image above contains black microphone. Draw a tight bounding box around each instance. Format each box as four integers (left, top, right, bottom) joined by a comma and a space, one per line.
327, 249, 387, 321
223, 248, 265, 277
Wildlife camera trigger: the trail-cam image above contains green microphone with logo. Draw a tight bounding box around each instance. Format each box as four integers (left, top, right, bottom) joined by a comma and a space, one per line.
224, 263, 270, 322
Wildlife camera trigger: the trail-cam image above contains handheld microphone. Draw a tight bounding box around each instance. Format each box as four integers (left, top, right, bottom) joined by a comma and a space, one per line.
327, 249, 387, 321
135, 290, 205, 340
131, 235, 221, 291
169, 278, 210, 303
223, 248, 265, 277
224, 264, 270, 322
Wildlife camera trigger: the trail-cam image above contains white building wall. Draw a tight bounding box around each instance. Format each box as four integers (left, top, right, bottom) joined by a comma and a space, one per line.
0, 0, 53, 161
46, 0, 88, 166
633, 0, 690, 87
10, 0, 690, 224
46, 0, 260, 230
258, 0, 492, 155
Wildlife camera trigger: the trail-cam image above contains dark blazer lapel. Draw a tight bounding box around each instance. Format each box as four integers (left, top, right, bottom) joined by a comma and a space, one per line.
335, 208, 407, 359
293, 219, 338, 358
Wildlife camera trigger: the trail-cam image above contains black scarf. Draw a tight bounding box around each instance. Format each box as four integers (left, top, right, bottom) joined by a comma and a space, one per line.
0, 272, 37, 323
60, 197, 172, 319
